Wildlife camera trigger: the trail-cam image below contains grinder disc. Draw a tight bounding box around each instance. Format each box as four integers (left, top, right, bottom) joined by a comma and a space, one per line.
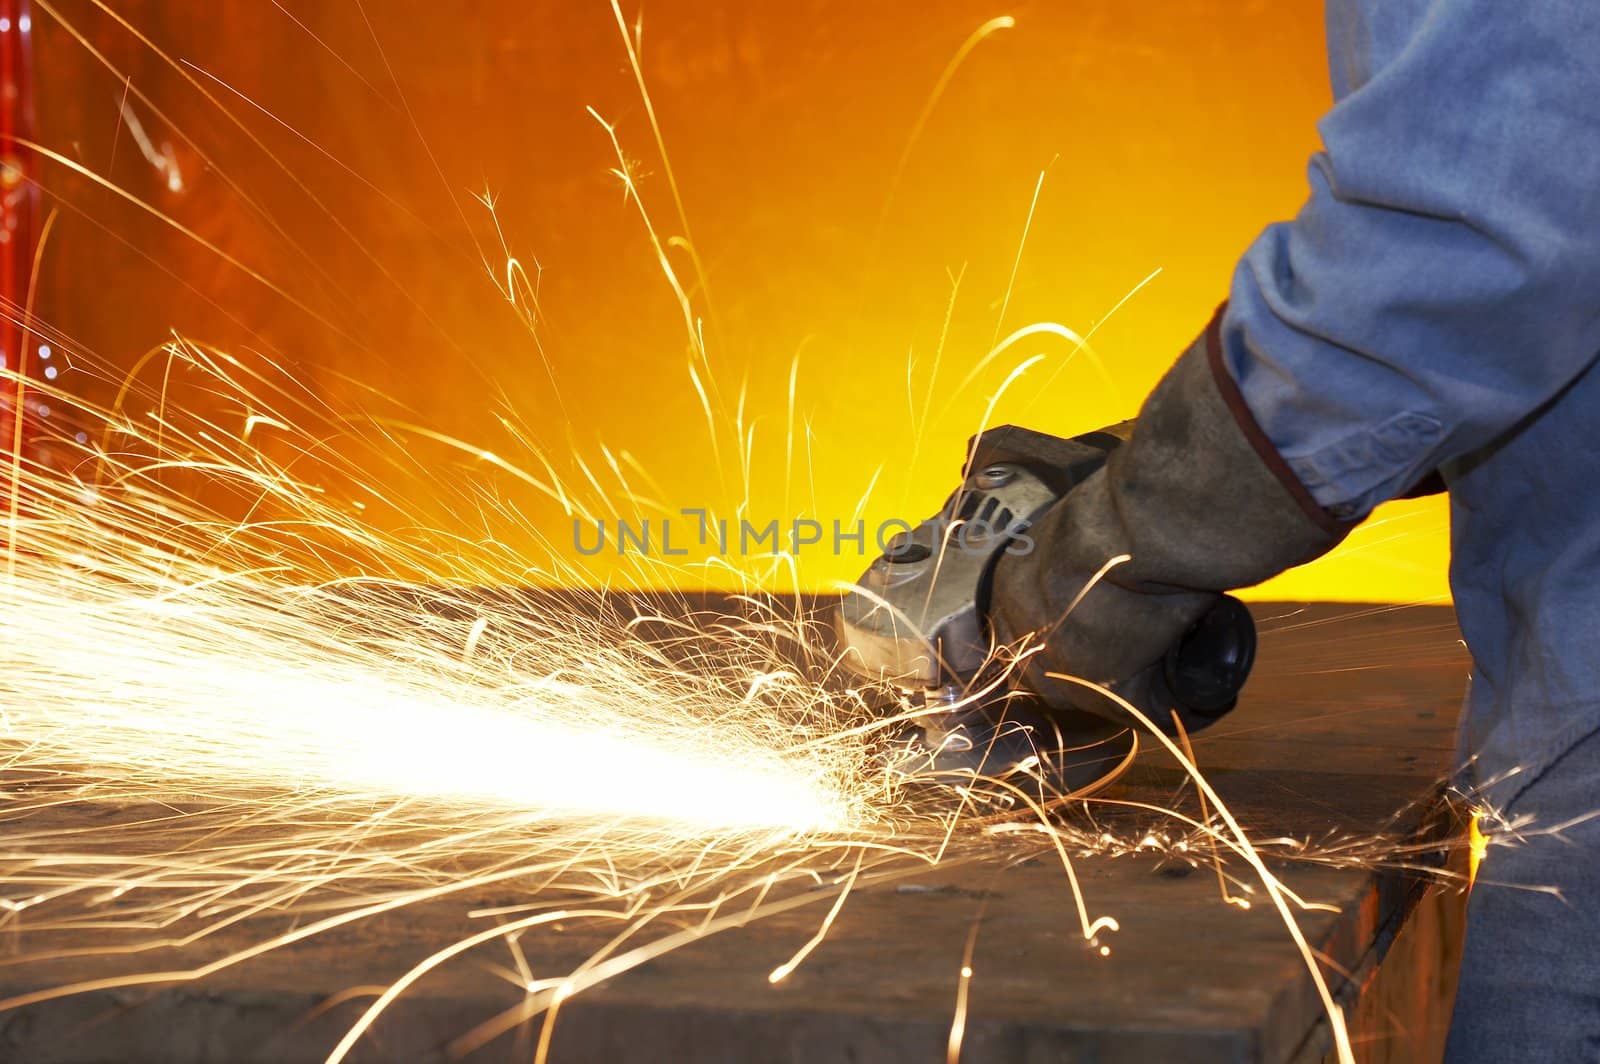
891, 696, 1138, 800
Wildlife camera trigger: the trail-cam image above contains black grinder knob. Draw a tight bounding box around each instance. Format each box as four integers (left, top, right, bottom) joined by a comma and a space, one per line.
1161, 594, 1256, 719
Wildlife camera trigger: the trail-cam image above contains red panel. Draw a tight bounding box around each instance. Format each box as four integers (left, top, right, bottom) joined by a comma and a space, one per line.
0, 0, 35, 473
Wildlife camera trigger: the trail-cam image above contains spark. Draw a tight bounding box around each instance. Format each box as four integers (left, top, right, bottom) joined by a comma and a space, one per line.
115, 97, 184, 193
946, 909, 985, 1064
768, 852, 863, 983
878, 14, 1018, 237
1469, 810, 1488, 887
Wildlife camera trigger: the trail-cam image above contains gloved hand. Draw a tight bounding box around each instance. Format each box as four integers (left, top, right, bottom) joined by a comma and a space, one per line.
987, 308, 1355, 733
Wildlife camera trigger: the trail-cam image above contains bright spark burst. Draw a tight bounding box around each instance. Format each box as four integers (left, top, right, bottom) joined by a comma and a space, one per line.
2, 574, 845, 832
0, 332, 875, 842
0, 337, 909, 1056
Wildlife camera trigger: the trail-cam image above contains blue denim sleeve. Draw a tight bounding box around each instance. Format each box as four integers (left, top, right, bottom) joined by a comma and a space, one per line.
1220, 0, 1600, 519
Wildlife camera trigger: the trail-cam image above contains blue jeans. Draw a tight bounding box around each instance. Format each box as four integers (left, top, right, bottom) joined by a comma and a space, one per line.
1445, 727, 1600, 1062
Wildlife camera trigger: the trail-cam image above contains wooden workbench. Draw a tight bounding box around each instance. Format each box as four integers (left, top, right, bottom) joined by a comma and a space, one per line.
0, 601, 1470, 1063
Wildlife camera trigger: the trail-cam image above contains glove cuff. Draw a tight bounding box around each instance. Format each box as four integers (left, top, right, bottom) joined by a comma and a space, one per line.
1095, 307, 1356, 593
1198, 305, 1355, 541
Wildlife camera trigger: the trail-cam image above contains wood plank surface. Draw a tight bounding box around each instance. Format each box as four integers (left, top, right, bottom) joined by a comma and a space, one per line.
0, 601, 1471, 1063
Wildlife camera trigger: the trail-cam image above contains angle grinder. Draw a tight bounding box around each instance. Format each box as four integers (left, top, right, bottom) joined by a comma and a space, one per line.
835, 421, 1256, 793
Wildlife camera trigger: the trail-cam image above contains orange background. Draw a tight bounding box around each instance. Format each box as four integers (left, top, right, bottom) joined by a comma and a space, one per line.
30, 0, 1450, 601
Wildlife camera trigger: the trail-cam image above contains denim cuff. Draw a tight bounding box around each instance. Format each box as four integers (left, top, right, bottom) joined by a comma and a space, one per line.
1285, 411, 1446, 519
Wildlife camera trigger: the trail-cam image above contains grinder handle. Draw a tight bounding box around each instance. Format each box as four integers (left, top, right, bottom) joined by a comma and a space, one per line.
1160, 594, 1256, 719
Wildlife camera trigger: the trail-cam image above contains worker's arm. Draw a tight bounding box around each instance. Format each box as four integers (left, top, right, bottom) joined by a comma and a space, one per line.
989, 0, 1600, 720
1229, 0, 1600, 521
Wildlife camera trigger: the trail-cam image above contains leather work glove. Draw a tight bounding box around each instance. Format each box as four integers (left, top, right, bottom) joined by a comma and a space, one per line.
986, 308, 1356, 733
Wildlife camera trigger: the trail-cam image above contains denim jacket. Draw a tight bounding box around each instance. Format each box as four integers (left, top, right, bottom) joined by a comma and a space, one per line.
1218, 0, 1600, 810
